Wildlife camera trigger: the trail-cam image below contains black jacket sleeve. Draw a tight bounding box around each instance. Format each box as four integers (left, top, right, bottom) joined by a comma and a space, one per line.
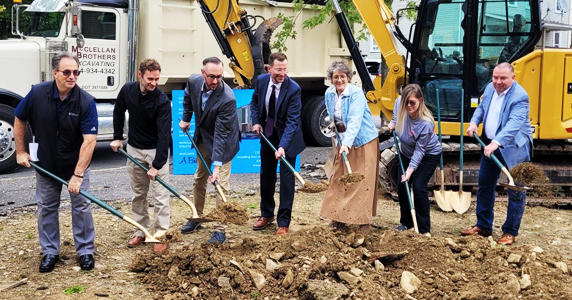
113, 85, 128, 140
152, 94, 172, 170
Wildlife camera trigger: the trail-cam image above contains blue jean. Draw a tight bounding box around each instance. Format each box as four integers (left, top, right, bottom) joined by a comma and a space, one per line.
475, 151, 526, 236
397, 153, 440, 234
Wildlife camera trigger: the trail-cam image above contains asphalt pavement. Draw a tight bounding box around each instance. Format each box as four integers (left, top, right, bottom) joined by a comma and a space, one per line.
0, 142, 330, 211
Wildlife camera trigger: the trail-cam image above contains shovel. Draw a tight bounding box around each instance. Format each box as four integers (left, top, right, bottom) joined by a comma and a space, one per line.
451, 89, 472, 214
259, 129, 306, 186
473, 134, 529, 191
392, 131, 419, 233
181, 128, 228, 203
434, 90, 453, 212
29, 161, 161, 243
117, 148, 215, 223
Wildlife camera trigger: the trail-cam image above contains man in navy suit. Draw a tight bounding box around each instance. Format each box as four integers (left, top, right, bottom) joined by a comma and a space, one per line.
461, 62, 533, 245
250, 52, 305, 235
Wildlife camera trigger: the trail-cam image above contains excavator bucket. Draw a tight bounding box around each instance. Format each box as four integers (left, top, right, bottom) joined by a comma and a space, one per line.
250, 17, 284, 86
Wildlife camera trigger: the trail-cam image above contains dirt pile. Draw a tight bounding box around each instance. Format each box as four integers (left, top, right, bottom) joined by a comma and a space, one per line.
299, 181, 329, 193
511, 162, 553, 197
204, 202, 249, 225
130, 226, 572, 300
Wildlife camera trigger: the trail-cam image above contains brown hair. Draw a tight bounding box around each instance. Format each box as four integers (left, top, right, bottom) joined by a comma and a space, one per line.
269, 52, 287, 66
139, 58, 161, 74
396, 84, 434, 134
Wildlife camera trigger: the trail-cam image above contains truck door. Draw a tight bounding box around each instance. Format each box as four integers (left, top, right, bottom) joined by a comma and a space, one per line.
70, 7, 121, 96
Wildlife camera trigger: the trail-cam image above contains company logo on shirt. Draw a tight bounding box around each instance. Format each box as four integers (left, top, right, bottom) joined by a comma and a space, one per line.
91, 126, 97, 131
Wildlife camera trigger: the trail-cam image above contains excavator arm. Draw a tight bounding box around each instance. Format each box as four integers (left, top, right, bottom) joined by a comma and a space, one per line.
199, 0, 282, 88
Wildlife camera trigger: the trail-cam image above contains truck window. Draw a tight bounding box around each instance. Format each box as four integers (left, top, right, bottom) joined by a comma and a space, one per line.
82, 11, 116, 40
25, 12, 65, 37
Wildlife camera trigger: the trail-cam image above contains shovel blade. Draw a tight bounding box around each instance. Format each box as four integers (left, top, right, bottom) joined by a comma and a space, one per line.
144, 236, 162, 244
434, 189, 452, 212
500, 182, 529, 191
451, 191, 472, 214
186, 217, 218, 223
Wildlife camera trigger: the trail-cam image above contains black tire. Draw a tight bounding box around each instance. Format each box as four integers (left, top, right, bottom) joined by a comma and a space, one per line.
0, 104, 31, 174
301, 96, 331, 147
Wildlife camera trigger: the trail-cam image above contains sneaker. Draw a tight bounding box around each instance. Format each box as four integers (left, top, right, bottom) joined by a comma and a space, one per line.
181, 221, 202, 234
395, 224, 409, 231
208, 231, 227, 244
422, 232, 432, 238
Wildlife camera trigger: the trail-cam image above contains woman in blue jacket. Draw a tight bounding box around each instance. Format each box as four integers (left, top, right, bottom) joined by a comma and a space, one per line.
388, 84, 442, 236
320, 61, 379, 231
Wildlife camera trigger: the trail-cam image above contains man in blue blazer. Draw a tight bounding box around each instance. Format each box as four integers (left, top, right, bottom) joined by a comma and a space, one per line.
250, 52, 305, 235
462, 62, 533, 245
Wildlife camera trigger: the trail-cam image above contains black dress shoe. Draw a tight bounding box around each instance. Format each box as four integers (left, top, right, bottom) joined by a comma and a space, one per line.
79, 254, 95, 271
39, 254, 59, 273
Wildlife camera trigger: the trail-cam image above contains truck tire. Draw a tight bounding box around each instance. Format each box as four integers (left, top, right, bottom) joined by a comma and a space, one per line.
302, 96, 332, 147
0, 104, 30, 174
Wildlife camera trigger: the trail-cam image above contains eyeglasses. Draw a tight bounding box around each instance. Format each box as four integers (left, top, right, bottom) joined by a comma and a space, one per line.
273, 68, 287, 73
407, 100, 418, 106
57, 69, 81, 77
206, 73, 223, 80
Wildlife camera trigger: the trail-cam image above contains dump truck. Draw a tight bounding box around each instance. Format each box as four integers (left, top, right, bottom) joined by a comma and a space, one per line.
0, 0, 349, 173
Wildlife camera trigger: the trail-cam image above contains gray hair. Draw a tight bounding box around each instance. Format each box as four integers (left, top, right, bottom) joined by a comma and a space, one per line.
52, 51, 80, 71
326, 60, 352, 81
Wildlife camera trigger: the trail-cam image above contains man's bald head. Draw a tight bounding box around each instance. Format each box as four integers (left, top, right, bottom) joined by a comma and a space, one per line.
492, 62, 515, 94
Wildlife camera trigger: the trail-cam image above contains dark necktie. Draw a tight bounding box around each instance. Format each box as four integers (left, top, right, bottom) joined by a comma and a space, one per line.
265, 85, 276, 136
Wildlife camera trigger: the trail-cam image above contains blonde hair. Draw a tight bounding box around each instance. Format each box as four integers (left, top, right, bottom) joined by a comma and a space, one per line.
395, 84, 434, 135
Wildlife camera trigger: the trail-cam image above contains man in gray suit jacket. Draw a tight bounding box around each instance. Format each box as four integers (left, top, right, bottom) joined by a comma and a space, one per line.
178, 57, 240, 244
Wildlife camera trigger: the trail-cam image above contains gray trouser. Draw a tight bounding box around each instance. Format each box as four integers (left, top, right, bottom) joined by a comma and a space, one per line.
35, 169, 95, 256
193, 142, 232, 232
126, 145, 171, 237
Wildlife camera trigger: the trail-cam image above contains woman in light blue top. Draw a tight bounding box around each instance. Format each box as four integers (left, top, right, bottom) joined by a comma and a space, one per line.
389, 84, 441, 235
320, 61, 379, 230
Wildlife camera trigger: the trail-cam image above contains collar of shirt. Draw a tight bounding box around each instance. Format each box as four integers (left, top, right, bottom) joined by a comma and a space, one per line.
201, 83, 214, 97
52, 83, 73, 102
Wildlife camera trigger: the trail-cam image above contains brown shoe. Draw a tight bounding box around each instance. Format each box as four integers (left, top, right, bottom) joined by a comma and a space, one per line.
460, 226, 492, 237
253, 216, 275, 230
127, 235, 145, 248
152, 243, 169, 252
498, 233, 515, 245
276, 227, 289, 235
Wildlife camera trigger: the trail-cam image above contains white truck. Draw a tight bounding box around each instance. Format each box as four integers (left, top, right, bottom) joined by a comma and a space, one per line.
0, 0, 354, 173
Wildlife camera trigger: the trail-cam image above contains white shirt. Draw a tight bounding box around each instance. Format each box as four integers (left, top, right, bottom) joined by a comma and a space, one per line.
333, 84, 350, 140
484, 86, 510, 143
265, 82, 282, 115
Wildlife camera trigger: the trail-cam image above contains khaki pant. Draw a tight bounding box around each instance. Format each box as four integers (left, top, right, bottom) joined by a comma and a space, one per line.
126, 145, 171, 237
193, 142, 232, 232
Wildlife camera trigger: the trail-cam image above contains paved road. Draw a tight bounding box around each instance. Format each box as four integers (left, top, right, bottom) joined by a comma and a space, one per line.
0, 142, 330, 211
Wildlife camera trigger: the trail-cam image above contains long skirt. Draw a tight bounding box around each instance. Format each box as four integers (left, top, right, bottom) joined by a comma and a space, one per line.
320, 138, 379, 225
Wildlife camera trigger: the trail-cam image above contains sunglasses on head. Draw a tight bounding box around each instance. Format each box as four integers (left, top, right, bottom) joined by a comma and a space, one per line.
58, 69, 81, 76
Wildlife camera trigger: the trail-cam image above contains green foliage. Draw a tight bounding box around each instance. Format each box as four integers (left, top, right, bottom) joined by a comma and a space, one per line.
271, 0, 416, 52
251, 291, 260, 298
64, 285, 86, 295
25, 233, 33, 239
245, 203, 257, 209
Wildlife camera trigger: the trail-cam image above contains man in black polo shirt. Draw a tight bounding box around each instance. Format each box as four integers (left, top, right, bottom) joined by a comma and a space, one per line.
110, 58, 172, 252
14, 51, 98, 273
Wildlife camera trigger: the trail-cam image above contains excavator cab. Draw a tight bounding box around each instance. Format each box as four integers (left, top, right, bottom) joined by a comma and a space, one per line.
409, 0, 541, 123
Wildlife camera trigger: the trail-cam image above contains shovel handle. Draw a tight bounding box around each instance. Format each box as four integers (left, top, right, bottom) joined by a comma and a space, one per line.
334, 130, 353, 174
30, 162, 160, 243
436, 89, 444, 171
117, 148, 200, 217
259, 130, 305, 185
180, 123, 229, 202
392, 131, 416, 215
473, 134, 517, 186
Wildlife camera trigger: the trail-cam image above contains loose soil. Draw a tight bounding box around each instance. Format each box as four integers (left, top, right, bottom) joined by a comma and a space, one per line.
339, 173, 365, 185
299, 182, 329, 193
511, 162, 553, 198
204, 202, 249, 225
2, 189, 572, 299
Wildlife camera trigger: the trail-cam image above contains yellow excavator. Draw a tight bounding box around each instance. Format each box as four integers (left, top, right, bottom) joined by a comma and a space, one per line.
339, 0, 572, 205
200, 0, 572, 205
